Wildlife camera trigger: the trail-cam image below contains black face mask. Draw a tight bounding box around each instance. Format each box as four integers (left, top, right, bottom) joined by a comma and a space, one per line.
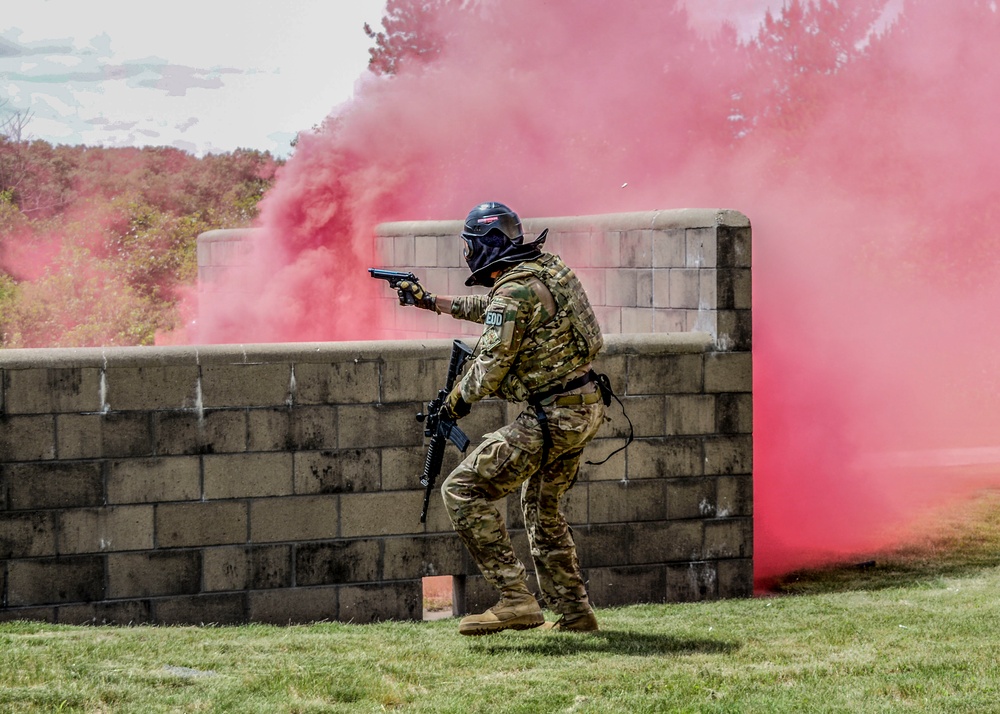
463, 229, 548, 287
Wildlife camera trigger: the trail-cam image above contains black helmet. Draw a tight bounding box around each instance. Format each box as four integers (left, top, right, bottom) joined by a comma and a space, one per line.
461, 202, 546, 287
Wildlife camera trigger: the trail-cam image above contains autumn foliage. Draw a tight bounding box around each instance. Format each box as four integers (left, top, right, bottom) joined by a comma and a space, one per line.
0, 142, 279, 347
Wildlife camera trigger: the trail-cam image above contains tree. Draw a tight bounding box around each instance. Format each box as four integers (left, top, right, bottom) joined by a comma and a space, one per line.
364, 0, 458, 75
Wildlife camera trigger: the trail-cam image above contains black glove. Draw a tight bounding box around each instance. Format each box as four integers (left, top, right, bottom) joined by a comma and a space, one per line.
397, 280, 437, 311
443, 387, 471, 419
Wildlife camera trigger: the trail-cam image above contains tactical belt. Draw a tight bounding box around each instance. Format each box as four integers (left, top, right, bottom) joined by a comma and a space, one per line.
528, 369, 633, 468
529, 370, 602, 466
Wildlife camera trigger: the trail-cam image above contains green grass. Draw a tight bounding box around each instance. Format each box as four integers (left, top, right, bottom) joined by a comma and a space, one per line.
3, 491, 1000, 713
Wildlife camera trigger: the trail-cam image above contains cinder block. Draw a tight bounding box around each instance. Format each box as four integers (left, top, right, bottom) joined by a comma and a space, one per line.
289, 406, 338, 450
250, 495, 339, 543
609, 395, 664, 439
59, 505, 155, 554
717, 268, 751, 310
2, 367, 101, 414
703, 435, 753, 475
380, 446, 426, 491
56, 414, 103, 459
154, 593, 247, 626
413, 233, 437, 266
337, 404, 424, 449
107, 456, 200, 504
666, 478, 717, 520
7, 556, 105, 606
107, 551, 200, 598
572, 523, 634, 569
717, 311, 752, 351
652, 269, 670, 308
626, 354, 703, 395
577, 438, 629, 482
381, 357, 446, 403
717, 558, 754, 598
606, 269, 639, 308
667, 562, 718, 602
699, 269, 718, 308
716, 226, 752, 268
652, 228, 686, 268
621, 230, 653, 268
156, 501, 248, 548
621, 307, 654, 333
203, 452, 293, 499
248, 585, 338, 624
203, 544, 292, 592
436, 235, 462, 268
716, 393, 752, 434
665, 395, 716, 436
382, 533, 466, 580
59, 599, 152, 626
105, 365, 199, 411
247, 408, 290, 451
586, 565, 666, 606
295, 539, 380, 585
626, 437, 704, 479
393, 234, 415, 266
155, 409, 247, 456
294, 449, 381, 494
101, 412, 154, 459
653, 309, 687, 333
686, 227, 718, 269
0, 511, 57, 558
716, 475, 753, 518
339, 581, 422, 624
200, 363, 290, 408
588, 479, 666, 523
629, 520, 704, 564
669, 268, 700, 309
0, 415, 55, 461
295, 360, 380, 405
704, 352, 752, 393
556, 231, 595, 268
4, 461, 103, 510
704, 518, 753, 559
340, 491, 424, 537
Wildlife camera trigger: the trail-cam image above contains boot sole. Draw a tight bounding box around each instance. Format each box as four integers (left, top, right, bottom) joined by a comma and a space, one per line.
458, 615, 545, 636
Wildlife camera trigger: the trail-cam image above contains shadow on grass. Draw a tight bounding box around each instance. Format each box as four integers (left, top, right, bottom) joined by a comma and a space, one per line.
470, 629, 740, 657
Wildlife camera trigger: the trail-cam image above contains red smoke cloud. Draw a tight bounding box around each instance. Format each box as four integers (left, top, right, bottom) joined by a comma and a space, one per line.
193, 0, 1000, 585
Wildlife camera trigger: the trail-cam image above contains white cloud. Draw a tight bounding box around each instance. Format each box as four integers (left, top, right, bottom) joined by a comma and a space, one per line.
1, 0, 388, 156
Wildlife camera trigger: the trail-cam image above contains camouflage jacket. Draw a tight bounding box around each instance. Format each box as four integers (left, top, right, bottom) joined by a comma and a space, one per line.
449, 252, 602, 404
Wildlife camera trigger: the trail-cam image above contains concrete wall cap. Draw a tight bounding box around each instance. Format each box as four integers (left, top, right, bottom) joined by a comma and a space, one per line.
374, 208, 750, 237
0, 333, 716, 369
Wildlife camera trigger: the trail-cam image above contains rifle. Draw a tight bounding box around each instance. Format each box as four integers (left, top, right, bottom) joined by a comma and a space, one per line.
368, 268, 421, 305
415, 339, 474, 523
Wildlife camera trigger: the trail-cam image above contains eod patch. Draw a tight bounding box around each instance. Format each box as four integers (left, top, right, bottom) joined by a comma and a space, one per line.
485, 309, 504, 327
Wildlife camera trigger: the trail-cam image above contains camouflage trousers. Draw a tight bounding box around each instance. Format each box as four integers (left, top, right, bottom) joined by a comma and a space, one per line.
441, 401, 604, 615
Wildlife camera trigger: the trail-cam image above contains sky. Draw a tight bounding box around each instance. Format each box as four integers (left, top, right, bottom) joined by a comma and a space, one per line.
0, 0, 800, 158
1, 0, 389, 157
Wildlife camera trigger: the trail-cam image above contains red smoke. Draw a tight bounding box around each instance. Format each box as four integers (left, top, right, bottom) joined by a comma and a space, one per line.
192, 0, 1000, 585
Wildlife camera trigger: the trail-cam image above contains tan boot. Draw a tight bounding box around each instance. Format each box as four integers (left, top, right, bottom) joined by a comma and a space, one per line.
541, 609, 599, 633
458, 591, 545, 636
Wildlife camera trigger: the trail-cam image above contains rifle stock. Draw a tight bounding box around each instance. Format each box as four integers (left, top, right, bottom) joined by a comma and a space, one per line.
416, 339, 474, 523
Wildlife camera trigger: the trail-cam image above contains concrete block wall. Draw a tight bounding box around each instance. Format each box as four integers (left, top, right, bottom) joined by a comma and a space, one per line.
0, 330, 752, 625
371, 208, 752, 349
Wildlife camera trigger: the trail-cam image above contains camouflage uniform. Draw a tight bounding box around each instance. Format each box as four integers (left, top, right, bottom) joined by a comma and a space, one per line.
441, 252, 604, 617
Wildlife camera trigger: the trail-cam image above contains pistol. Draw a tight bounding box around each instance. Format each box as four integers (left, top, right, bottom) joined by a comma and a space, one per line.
369, 268, 421, 305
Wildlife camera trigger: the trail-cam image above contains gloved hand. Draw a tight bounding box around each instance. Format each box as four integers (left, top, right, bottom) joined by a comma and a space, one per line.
397, 280, 437, 311
443, 386, 471, 419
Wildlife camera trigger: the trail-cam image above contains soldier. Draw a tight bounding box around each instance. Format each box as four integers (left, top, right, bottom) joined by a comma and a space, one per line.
397, 201, 607, 635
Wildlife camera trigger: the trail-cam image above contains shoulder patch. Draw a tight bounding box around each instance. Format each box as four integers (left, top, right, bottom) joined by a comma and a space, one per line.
485, 309, 505, 327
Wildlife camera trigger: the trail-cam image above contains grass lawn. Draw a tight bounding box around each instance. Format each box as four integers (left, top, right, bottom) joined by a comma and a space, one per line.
2, 490, 999, 713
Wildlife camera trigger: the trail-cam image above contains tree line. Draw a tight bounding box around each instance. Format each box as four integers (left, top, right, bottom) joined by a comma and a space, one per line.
0, 109, 281, 347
